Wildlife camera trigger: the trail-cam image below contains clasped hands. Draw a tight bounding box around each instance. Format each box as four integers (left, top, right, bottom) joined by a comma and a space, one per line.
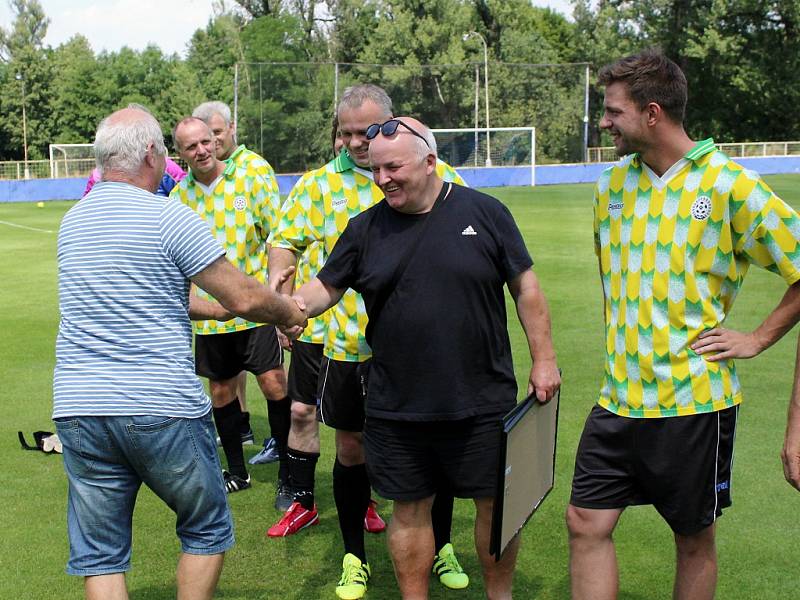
269, 266, 308, 338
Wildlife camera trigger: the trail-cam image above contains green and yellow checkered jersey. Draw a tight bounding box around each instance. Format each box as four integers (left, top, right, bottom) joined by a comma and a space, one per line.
275, 187, 327, 345
271, 149, 465, 360
594, 138, 800, 418
226, 145, 281, 234
171, 158, 279, 336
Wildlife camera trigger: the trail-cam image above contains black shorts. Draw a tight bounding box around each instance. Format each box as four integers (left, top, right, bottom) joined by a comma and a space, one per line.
195, 326, 283, 381
570, 404, 739, 536
363, 414, 504, 501
316, 358, 367, 432
288, 341, 324, 406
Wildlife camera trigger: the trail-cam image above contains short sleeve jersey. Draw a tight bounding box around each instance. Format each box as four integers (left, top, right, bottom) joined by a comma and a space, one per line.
170, 157, 280, 335
54, 182, 224, 418
318, 183, 532, 420
270, 149, 465, 361
594, 138, 800, 418
226, 145, 281, 227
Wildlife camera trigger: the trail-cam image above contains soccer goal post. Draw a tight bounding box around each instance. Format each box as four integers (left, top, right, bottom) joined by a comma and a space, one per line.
49, 143, 96, 179
431, 127, 536, 186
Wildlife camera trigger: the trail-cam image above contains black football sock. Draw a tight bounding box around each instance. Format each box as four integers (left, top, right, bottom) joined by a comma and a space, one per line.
240, 410, 251, 435
432, 490, 455, 553
267, 396, 291, 482
333, 458, 370, 563
288, 446, 320, 509
213, 399, 247, 479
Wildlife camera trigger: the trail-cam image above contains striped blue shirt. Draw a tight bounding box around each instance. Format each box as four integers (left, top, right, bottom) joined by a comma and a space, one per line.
53, 182, 225, 418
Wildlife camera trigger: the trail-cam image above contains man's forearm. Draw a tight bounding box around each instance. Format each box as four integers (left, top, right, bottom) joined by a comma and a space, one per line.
188, 293, 231, 321
269, 246, 300, 294
512, 271, 557, 363
191, 256, 306, 328
295, 278, 344, 318
753, 281, 800, 351
782, 331, 800, 491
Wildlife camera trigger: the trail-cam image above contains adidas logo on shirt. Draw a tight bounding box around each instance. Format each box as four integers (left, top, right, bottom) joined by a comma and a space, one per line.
462, 225, 477, 236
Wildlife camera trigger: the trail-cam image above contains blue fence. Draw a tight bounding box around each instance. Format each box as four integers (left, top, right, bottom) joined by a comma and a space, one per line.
5, 156, 800, 203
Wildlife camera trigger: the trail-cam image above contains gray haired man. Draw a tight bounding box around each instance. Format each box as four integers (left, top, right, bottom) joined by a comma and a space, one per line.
53, 106, 306, 600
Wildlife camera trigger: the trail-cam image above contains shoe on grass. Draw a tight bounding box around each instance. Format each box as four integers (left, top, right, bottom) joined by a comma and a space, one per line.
275, 480, 294, 511
267, 501, 319, 537
363, 499, 386, 533
222, 470, 251, 494
335, 553, 371, 599
215, 430, 257, 447
433, 543, 469, 589
240, 428, 255, 445
249, 437, 280, 464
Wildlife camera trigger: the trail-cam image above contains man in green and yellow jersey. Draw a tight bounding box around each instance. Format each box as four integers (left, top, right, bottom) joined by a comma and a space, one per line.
170, 116, 288, 503
268, 85, 470, 599
567, 50, 800, 600
193, 101, 292, 489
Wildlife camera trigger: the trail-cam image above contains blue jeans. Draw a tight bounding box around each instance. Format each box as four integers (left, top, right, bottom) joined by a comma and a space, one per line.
55, 413, 234, 576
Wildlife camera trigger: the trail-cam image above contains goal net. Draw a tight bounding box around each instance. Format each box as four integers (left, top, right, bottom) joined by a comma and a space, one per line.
432, 127, 536, 185
49, 143, 95, 179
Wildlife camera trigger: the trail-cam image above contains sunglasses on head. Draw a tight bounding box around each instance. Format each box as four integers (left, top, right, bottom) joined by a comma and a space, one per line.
365, 119, 431, 148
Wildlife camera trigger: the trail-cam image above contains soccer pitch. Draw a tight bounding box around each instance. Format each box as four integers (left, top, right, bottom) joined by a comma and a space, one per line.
1, 176, 799, 599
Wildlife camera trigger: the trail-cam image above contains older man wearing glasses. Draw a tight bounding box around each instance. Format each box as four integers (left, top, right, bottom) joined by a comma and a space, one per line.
268, 86, 468, 599
287, 116, 561, 600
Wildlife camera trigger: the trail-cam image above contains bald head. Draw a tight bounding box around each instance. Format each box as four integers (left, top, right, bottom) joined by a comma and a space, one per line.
94, 107, 166, 178
368, 117, 437, 162
173, 117, 222, 184
368, 117, 441, 214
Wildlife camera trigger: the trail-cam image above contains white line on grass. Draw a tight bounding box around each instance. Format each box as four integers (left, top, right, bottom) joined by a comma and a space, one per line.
0, 220, 54, 234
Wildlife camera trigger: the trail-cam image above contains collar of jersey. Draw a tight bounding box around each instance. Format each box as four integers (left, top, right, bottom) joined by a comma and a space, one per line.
630, 137, 715, 168
631, 138, 715, 189
185, 159, 236, 186
332, 148, 376, 182
333, 148, 356, 172
225, 144, 248, 165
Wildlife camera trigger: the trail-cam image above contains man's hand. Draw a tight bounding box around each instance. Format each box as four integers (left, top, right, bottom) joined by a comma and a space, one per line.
690, 328, 764, 361
781, 434, 800, 492
280, 295, 307, 340
277, 329, 293, 351
782, 398, 800, 492
270, 266, 297, 293
529, 359, 561, 403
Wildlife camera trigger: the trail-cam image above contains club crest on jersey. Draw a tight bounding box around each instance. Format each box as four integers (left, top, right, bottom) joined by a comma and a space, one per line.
691, 195, 712, 220
233, 196, 247, 211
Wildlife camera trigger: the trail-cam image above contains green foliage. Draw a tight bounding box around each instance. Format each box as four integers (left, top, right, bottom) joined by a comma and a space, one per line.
2, 0, 800, 168
0, 0, 53, 160
572, 0, 800, 144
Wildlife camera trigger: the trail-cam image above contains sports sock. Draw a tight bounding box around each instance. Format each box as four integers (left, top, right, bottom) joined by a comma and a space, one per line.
213, 399, 247, 479
240, 410, 251, 435
288, 446, 319, 509
432, 490, 455, 552
333, 458, 370, 563
267, 396, 292, 482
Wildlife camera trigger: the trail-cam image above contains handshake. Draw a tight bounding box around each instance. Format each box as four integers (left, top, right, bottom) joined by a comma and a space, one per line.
270, 266, 310, 339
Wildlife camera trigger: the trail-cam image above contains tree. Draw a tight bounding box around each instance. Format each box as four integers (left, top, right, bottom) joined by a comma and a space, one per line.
50, 35, 104, 144
572, 0, 800, 145
0, 0, 53, 160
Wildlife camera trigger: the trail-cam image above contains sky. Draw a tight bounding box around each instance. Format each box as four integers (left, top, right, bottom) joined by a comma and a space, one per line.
0, 0, 573, 58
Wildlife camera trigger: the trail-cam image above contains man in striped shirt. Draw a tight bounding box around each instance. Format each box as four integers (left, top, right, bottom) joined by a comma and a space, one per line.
53, 106, 306, 600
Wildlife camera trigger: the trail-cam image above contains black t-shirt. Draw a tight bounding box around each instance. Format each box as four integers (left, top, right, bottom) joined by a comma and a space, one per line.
318, 183, 533, 421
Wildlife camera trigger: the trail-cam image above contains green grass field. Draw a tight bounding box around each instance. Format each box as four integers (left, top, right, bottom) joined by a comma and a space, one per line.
2, 176, 799, 599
